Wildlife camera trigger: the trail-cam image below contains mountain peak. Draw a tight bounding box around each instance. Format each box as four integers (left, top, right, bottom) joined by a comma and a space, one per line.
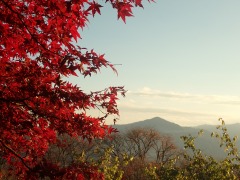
115, 117, 183, 133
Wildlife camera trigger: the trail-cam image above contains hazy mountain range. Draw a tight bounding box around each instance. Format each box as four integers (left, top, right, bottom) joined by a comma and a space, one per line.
113, 117, 240, 159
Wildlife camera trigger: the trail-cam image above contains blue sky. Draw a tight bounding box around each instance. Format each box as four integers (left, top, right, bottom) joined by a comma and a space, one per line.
71, 0, 240, 126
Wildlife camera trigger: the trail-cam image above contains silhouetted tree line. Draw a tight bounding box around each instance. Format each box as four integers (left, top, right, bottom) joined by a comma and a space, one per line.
1, 119, 240, 179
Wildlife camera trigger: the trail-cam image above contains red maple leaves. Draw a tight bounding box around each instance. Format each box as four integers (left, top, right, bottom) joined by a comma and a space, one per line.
0, 0, 152, 178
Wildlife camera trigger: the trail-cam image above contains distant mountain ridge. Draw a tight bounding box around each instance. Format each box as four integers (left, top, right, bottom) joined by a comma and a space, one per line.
196, 123, 240, 138
114, 117, 184, 133
113, 117, 240, 159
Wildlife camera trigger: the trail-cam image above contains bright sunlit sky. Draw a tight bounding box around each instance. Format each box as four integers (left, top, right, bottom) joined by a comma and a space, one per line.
71, 0, 240, 126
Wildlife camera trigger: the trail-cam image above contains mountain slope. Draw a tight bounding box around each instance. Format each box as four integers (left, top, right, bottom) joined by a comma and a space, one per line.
196, 123, 240, 137
113, 117, 239, 159
113, 117, 184, 133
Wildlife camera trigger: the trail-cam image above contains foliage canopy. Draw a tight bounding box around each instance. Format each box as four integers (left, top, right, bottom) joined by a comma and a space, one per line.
0, 0, 153, 178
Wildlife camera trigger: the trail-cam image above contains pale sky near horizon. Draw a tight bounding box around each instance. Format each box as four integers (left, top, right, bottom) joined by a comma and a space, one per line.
71, 0, 240, 126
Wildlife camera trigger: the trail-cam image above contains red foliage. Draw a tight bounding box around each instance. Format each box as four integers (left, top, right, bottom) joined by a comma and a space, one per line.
0, 0, 152, 178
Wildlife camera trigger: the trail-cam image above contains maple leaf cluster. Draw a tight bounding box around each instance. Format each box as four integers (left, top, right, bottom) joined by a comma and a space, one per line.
0, 0, 153, 178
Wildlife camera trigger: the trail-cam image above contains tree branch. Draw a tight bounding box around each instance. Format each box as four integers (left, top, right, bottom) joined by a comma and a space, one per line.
0, 139, 32, 171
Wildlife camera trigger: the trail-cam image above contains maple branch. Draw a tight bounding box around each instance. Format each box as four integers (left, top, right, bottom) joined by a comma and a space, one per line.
0, 0, 62, 58
0, 97, 30, 103
0, 139, 32, 171
95, 104, 109, 116
22, 100, 59, 121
